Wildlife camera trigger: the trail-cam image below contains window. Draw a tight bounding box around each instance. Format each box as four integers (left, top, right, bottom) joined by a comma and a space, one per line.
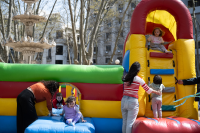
93, 13, 97, 18
56, 46, 63, 55
196, 42, 200, 49
67, 54, 69, 61
188, 0, 200, 7
131, 2, 136, 9
118, 45, 123, 50
94, 47, 98, 52
56, 30, 63, 39
48, 32, 52, 40
93, 59, 96, 64
68, 33, 72, 41
78, 53, 80, 61
119, 18, 122, 24
106, 32, 111, 39
107, 22, 111, 27
48, 49, 51, 57
77, 35, 80, 42
118, 4, 123, 12
106, 45, 111, 51
117, 57, 122, 64
120, 31, 123, 37
105, 58, 110, 63
55, 60, 63, 64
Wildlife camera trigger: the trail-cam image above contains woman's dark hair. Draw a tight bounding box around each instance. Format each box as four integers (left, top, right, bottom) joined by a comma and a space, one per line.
122, 62, 140, 85
41, 80, 59, 96
152, 27, 164, 37
56, 92, 62, 97
153, 75, 162, 84
66, 96, 76, 104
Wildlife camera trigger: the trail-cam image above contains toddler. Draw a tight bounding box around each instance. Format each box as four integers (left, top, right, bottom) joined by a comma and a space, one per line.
60, 96, 86, 126
53, 92, 65, 109
147, 27, 172, 53
149, 75, 165, 118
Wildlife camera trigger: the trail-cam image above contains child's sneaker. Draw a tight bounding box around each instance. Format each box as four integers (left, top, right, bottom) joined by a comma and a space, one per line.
69, 122, 75, 126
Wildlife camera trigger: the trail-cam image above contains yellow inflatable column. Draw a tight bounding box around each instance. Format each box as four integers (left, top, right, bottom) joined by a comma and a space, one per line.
129, 34, 147, 116
175, 39, 198, 119
66, 85, 72, 98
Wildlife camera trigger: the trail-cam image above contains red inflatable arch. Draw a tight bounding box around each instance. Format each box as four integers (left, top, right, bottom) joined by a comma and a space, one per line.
130, 0, 193, 39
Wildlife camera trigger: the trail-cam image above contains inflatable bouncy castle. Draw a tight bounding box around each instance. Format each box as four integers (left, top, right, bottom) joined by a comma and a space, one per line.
0, 64, 124, 133
123, 0, 198, 119
122, 0, 200, 132
0, 0, 200, 133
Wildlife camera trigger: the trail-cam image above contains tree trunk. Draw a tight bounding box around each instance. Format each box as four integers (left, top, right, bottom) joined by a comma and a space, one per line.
7, 0, 13, 38
108, 0, 132, 65
40, 0, 58, 39
84, 0, 90, 45
67, 43, 71, 64
87, 0, 105, 65
36, 0, 57, 62
68, 0, 79, 64
0, 3, 5, 40
193, 0, 200, 76
80, 0, 88, 65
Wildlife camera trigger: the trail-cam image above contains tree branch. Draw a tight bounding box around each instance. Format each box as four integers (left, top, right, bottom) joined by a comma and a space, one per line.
108, 0, 132, 65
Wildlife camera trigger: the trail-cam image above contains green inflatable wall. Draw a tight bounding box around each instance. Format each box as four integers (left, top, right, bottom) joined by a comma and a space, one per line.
0, 63, 124, 84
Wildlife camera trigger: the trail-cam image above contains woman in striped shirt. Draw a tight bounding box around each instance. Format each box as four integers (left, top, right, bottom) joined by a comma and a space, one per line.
121, 62, 161, 133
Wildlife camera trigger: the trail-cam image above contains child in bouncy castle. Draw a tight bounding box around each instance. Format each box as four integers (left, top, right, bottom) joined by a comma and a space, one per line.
60, 96, 86, 126
53, 92, 65, 109
147, 27, 172, 53
121, 62, 161, 133
148, 75, 165, 118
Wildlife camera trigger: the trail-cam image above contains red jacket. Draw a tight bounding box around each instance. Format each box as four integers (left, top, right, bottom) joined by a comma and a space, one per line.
52, 99, 65, 109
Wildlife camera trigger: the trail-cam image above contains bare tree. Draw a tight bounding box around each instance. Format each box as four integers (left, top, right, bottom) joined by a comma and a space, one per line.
108, 0, 132, 64
192, 0, 200, 76
67, 0, 79, 64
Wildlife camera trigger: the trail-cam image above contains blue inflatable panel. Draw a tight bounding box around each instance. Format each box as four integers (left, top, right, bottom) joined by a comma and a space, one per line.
150, 69, 174, 75
122, 50, 130, 73
25, 116, 95, 133
0, 116, 123, 133
52, 108, 63, 115
0, 116, 17, 133
92, 118, 122, 133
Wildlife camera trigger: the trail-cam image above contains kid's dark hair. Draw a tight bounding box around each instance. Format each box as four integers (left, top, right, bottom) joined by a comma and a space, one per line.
40, 80, 59, 96
153, 75, 162, 84
152, 27, 164, 37
122, 62, 140, 86
56, 92, 62, 97
66, 96, 76, 104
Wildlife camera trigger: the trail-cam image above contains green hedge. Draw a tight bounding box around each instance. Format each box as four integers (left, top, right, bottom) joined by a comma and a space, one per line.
0, 63, 123, 84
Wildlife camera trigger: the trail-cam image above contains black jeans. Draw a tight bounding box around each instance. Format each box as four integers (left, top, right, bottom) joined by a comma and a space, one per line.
17, 89, 38, 133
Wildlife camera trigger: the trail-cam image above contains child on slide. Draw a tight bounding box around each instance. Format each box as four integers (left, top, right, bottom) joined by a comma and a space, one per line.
148, 75, 165, 118
60, 96, 86, 126
53, 92, 65, 109
147, 27, 172, 53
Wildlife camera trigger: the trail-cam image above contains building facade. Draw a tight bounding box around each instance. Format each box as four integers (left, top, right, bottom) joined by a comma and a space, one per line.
37, 0, 198, 65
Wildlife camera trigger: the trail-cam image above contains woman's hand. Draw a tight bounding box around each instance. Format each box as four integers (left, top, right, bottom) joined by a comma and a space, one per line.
156, 90, 162, 96
50, 113, 57, 116
178, 80, 183, 84
152, 90, 161, 95
82, 119, 86, 123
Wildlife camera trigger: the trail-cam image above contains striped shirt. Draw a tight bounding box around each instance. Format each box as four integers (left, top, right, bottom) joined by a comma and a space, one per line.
123, 76, 153, 98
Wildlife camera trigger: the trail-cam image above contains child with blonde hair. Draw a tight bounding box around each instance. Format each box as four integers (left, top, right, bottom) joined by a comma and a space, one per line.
147, 27, 172, 53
